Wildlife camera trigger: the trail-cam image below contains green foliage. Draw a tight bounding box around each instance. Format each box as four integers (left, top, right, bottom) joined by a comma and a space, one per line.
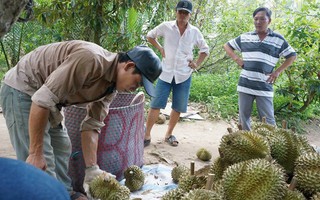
274, 0, 320, 113
32, 0, 172, 51
190, 71, 239, 118
0, 20, 61, 70
190, 71, 238, 103
0, 0, 319, 126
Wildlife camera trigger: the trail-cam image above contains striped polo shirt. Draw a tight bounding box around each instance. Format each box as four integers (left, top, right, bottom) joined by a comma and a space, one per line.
227, 29, 296, 97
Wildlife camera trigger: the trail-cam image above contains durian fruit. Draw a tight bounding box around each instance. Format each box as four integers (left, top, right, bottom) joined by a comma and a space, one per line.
311, 192, 320, 200
178, 174, 207, 192
222, 159, 286, 200
283, 189, 306, 200
209, 157, 230, 181
267, 128, 314, 175
171, 165, 189, 183
156, 113, 166, 124
162, 188, 185, 200
181, 189, 222, 200
89, 174, 130, 200
124, 165, 145, 192
251, 122, 275, 137
295, 152, 320, 196
219, 131, 271, 164
196, 148, 212, 161
211, 179, 224, 197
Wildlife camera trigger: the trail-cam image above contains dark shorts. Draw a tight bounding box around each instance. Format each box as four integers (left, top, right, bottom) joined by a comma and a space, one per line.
150, 77, 191, 113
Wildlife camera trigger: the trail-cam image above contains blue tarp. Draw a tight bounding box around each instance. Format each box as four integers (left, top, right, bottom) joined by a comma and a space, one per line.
120, 164, 177, 200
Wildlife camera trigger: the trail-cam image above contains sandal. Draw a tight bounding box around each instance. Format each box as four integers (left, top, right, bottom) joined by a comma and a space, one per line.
70, 191, 88, 200
165, 135, 179, 147
144, 139, 151, 147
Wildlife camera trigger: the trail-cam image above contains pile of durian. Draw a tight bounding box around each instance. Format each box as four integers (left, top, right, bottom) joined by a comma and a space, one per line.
163, 120, 320, 200
88, 165, 145, 200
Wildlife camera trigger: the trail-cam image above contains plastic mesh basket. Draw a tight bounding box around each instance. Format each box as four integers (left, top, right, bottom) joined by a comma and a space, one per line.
64, 92, 145, 193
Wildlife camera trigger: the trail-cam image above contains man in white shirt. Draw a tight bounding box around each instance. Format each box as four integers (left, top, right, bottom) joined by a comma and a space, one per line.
144, 0, 209, 147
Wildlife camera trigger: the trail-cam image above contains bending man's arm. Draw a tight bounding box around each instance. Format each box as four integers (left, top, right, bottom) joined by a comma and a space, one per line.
26, 102, 49, 170
81, 130, 99, 168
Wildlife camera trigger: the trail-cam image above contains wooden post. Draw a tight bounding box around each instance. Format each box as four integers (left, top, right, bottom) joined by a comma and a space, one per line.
237, 124, 243, 130
289, 177, 297, 190
205, 173, 214, 190
227, 127, 233, 133
282, 120, 287, 129
218, 148, 224, 158
190, 161, 195, 175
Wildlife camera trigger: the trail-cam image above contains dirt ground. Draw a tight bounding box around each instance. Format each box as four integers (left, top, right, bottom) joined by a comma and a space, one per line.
143, 117, 320, 172
1, 112, 319, 172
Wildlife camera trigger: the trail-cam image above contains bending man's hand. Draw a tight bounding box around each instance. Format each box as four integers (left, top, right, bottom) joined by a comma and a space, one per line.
26, 153, 47, 171
83, 165, 116, 195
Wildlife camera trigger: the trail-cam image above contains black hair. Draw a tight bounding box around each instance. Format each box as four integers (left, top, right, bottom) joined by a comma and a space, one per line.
117, 52, 141, 74
118, 52, 130, 63
253, 7, 272, 19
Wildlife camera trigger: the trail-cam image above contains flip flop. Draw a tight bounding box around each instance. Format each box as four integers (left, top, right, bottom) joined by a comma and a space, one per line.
144, 139, 151, 147
165, 135, 179, 147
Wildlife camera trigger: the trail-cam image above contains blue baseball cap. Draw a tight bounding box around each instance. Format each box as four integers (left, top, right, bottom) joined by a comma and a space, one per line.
127, 45, 162, 97
176, 0, 193, 13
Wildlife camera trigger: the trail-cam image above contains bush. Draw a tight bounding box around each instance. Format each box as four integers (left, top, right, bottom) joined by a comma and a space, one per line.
190, 70, 239, 119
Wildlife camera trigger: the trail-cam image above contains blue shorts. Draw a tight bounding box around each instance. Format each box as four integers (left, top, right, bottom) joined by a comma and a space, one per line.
150, 77, 191, 113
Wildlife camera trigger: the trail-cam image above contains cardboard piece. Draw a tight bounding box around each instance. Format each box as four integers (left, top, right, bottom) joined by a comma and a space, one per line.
160, 102, 204, 120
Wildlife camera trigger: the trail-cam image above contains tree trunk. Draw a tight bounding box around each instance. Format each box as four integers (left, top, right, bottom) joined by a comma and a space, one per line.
93, 1, 103, 45
0, 0, 28, 38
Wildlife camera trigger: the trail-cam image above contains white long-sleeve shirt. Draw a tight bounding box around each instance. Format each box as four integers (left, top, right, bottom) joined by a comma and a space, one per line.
147, 20, 209, 84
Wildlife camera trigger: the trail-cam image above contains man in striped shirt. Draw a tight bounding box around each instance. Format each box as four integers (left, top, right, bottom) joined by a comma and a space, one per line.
224, 7, 296, 130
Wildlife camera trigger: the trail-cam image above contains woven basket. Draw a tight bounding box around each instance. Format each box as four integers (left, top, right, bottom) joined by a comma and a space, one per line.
64, 92, 145, 193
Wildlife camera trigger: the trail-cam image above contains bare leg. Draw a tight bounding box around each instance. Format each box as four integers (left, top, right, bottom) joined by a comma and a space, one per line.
144, 108, 160, 140
165, 109, 180, 139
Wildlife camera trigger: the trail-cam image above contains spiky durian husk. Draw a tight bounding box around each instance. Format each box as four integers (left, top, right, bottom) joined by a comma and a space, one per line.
312, 192, 320, 200
295, 152, 320, 195
124, 165, 145, 192
222, 159, 286, 200
283, 189, 306, 200
89, 174, 130, 200
251, 122, 275, 137
212, 179, 224, 197
171, 165, 189, 183
181, 189, 222, 200
209, 157, 230, 181
219, 131, 271, 164
178, 174, 207, 193
268, 128, 314, 175
196, 148, 212, 161
162, 188, 185, 200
